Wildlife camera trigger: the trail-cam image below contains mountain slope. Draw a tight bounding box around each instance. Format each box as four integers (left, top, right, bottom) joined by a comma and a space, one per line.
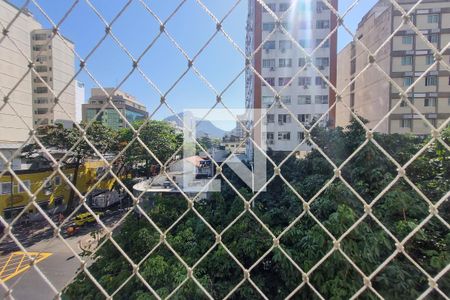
164, 112, 227, 138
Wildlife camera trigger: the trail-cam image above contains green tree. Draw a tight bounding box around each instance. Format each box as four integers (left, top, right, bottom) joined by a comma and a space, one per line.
117, 120, 182, 178
64, 120, 449, 299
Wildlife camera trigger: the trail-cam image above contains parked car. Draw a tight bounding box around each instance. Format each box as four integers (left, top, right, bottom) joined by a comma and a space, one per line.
73, 212, 104, 226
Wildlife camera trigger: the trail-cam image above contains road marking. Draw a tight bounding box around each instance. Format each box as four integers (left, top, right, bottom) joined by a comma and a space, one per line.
0, 251, 52, 282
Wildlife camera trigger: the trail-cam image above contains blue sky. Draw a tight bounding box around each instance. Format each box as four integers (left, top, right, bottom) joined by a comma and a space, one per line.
10, 0, 378, 123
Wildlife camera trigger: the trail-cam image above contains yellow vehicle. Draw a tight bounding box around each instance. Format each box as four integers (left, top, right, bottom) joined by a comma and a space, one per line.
73, 212, 104, 226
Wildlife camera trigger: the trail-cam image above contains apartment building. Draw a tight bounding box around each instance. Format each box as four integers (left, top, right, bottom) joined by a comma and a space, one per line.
337, 0, 450, 134
245, 0, 338, 156
82, 88, 148, 130
0, 1, 41, 144
31, 29, 76, 128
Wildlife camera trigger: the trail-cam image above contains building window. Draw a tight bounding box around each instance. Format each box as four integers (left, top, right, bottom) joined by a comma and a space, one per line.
18, 180, 31, 193
263, 59, 276, 68
315, 57, 329, 68
278, 77, 292, 86
316, 2, 327, 13
34, 76, 48, 83
263, 41, 276, 50
298, 132, 305, 141
315, 76, 328, 87
403, 77, 413, 86
316, 1, 329, 13
298, 114, 311, 124
267, 114, 275, 123
35, 108, 48, 115
34, 87, 49, 94
426, 54, 434, 65
34, 98, 49, 104
298, 77, 311, 87
298, 58, 306, 67
428, 14, 439, 24
33, 45, 44, 51
316, 20, 330, 29
263, 77, 275, 86
298, 95, 312, 104
402, 36, 413, 45
281, 96, 291, 105
279, 40, 292, 50
278, 131, 291, 140
400, 119, 412, 129
400, 99, 408, 107
315, 77, 322, 86
425, 75, 437, 86
32, 33, 49, 40
263, 22, 275, 31
36, 55, 47, 63
35, 65, 48, 72
266, 132, 274, 140
278, 58, 292, 67
263, 96, 274, 107
401, 56, 413, 65
278, 114, 291, 125
315, 95, 329, 104
279, 3, 289, 12
424, 98, 436, 107
0, 182, 12, 195
428, 34, 439, 44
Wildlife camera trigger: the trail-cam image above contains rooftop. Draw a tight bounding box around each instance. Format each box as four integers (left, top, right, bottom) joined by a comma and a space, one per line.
90, 87, 146, 107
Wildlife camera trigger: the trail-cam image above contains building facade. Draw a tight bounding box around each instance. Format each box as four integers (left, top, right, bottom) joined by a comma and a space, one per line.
82, 88, 148, 130
0, 160, 115, 220
75, 81, 85, 123
337, 0, 450, 134
245, 0, 338, 156
0, 1, 41, 144
31, 29, 76, 128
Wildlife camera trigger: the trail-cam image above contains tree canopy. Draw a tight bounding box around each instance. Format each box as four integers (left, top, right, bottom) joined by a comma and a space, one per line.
117, 120, 183, 178
64, 120, 449, 299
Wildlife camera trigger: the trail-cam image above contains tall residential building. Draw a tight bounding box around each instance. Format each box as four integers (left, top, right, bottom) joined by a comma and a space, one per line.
337, 0, 450, 134
82, 88, 148, 130
31, 29, 76, 128
75, 81, 85, 123
245, 0, 338, 156
0, 1, 41, 145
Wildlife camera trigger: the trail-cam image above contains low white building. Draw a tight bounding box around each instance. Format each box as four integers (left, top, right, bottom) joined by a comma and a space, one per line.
133, 156, 218, 203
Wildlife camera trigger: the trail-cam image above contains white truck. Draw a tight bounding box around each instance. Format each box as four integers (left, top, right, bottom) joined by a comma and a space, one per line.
90, 190, 123, 209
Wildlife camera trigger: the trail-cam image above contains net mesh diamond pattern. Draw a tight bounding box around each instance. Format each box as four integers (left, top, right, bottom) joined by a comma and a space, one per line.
0, 0, 449, 299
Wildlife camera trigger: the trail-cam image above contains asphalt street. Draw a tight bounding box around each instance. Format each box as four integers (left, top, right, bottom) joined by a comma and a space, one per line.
0, 210, 127, 299
1, 231, 88, 299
